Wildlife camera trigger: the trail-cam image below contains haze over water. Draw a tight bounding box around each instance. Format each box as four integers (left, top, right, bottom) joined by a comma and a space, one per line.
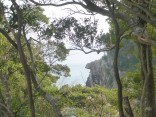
56, 51, 104, 87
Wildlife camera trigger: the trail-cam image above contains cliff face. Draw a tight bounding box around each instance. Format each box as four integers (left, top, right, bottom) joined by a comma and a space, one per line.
85, 56, 116, 88
85, 40, 138, 88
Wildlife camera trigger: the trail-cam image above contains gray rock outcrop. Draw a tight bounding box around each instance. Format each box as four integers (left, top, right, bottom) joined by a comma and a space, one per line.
85, 40, 139, 88
85, 56, 116, 88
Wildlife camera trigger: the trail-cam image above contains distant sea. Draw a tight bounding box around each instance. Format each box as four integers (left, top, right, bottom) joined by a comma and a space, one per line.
56, 51, 104, 88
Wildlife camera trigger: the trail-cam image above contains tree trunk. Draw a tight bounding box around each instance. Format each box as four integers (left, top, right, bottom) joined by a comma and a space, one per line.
114, 40, 124, 117
112, 9, 125, 117
104, 1, 125, 116
10, 0, 36, 116
30, 71, 63, 117
140, 44, 155, 117
130, 0, 156, 115
107, 2, 125, 116
16, 38, 36, 117
123, 96, 134, 117
113, 15, 125, 117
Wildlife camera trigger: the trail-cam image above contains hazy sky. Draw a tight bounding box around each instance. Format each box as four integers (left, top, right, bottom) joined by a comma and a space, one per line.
43, 5, 109, 87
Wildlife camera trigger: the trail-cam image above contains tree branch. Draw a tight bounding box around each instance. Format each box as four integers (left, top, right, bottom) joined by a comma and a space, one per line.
0, 28, 18, 50
29, 0, 86, 8
0, 103, 14, 117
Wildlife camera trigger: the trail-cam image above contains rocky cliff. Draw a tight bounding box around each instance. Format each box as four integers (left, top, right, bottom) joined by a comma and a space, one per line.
85, 55, 116, 88
85, 40, 139, 88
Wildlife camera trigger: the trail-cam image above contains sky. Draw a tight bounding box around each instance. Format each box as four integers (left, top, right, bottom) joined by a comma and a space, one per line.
43, 5, 109, 87
4, 0, 109, 87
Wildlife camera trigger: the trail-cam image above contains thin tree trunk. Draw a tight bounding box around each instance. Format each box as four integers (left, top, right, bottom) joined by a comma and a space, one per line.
15, 36, 36, 117
123, 96, 134, 117
10, 0, 36, 116
113, 35, 124, 117
17, 51, 36, 117
106, 1, 125, 116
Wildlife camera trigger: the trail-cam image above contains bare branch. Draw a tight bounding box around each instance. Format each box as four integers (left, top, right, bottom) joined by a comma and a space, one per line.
29, 0, 86, 7
0, 103, 14, 117
23, 25, 36, 73
138, 36, 156, 46
64, 8, 96, 16
68, 45, 115, 54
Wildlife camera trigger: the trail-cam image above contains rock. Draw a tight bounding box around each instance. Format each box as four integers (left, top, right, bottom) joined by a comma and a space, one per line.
85, 40, 139, 88
85, 56, 116, 88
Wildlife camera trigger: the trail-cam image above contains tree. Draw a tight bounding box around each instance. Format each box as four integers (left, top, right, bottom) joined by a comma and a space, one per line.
1, 0, 156, 116
0, 1, 71, 117
28, 0, 156, 117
